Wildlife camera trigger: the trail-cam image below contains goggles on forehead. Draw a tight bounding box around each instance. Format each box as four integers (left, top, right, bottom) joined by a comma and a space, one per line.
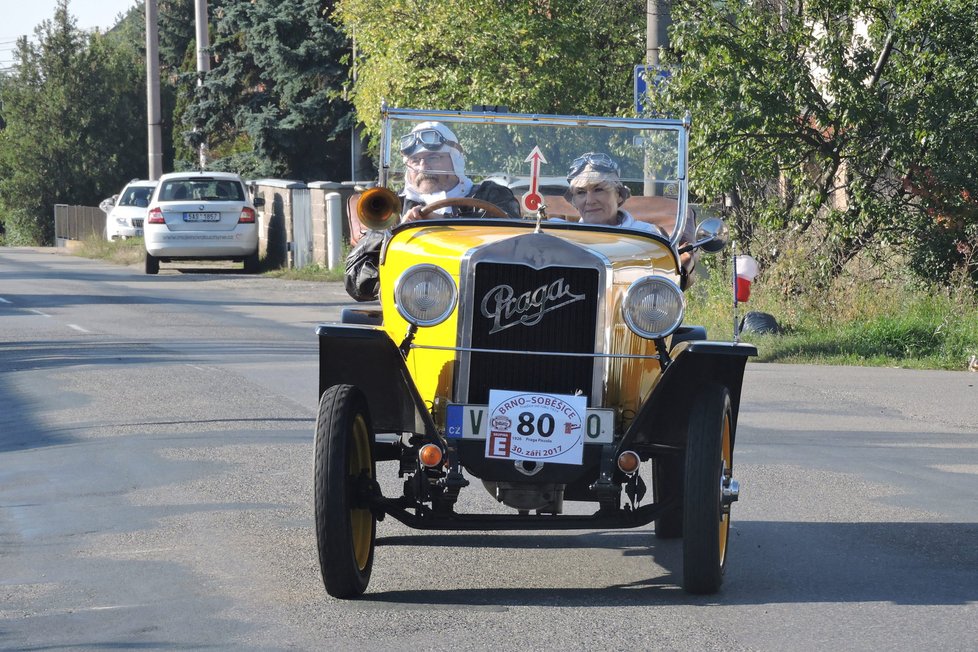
567, 152, 620, 181
399, 129, 463, 156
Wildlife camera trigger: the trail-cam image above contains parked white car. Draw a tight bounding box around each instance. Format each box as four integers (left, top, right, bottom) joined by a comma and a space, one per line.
104, 179, 157, 241
143, 171, 263, 275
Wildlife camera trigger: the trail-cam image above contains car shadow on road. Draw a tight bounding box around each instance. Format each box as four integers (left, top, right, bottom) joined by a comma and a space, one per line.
369, 520, 978, 607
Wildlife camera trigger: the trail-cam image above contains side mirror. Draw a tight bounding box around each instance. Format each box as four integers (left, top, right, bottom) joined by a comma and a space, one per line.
253, 196, 265, 208
690, 217, 728, 254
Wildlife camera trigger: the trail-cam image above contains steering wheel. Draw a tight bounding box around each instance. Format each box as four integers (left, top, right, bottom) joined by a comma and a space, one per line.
418, 197, 509, 219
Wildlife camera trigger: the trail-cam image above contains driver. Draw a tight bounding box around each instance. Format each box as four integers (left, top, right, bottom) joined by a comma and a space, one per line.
399, 121, 519, 222
345, 121, 519, 301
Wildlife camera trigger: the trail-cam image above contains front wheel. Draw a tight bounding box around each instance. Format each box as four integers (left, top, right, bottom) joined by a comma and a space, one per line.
682, 384, 734, 594
314, 384, 377, 599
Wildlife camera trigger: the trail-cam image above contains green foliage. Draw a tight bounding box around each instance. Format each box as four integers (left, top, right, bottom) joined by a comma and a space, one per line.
0, 1, 145, 245
181, 0, 354, 180
686, 254, 978, 370
650, 0, 978, 290
336, 0, 645, 144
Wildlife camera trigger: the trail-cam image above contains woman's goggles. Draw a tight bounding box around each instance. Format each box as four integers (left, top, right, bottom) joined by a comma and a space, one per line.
567, 152, 620, 181
399, 129, 463, 156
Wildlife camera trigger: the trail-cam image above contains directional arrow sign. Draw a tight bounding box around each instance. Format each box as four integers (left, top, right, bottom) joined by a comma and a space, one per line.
521, 146, 548, 214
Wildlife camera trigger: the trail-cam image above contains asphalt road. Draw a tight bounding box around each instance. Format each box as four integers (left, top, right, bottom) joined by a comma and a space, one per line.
2, 247, 977, 651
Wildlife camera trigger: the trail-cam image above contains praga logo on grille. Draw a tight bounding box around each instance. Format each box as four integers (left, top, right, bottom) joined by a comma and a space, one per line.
480, 279, 586, 334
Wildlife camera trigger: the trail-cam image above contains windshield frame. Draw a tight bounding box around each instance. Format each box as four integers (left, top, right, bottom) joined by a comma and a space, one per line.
379, 106, 690, 248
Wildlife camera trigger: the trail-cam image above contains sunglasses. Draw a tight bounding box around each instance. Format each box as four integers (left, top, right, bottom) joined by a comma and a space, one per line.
567, 152, 620, 180
399, 129, 463, 156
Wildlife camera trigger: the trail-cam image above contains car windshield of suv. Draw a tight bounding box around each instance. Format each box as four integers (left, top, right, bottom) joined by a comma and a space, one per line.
118, 186, 153, 207
159, 179, 244, 202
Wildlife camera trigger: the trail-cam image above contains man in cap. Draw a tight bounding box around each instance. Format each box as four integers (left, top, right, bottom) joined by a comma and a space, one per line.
398, 121, 519, 222
345, 121, 519, 301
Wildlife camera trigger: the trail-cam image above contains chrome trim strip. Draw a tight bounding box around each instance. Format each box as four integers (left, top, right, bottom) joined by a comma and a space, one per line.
412, 344, 660, 360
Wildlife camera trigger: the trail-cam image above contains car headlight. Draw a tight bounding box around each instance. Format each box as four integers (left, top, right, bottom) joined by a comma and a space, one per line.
622, 276, 685, 339
116, 218, 129, 225
394, 264, 457, 327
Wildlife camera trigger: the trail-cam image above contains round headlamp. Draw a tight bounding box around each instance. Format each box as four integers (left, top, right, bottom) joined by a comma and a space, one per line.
394, 264, 458, 327
622, 276, 685, 339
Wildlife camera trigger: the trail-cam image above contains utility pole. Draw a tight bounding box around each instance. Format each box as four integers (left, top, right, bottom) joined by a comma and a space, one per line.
644, 0, 670, 195
195, 0, 210, 169
647, 0, 660, 66
145, 0, 163, 180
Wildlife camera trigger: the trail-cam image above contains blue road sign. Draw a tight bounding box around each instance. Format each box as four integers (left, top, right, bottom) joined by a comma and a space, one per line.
634, 65, 671, 114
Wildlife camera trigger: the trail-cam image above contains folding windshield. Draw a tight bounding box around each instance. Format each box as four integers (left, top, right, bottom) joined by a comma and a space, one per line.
158, 178, 244, 202
380, 108, 689, 244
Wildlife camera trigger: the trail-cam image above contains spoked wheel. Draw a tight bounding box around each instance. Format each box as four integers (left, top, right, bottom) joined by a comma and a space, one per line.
314, 384, 377, 598
682, 384, 736, 594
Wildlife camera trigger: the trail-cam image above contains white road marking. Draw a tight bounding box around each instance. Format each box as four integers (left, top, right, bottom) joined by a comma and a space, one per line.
28, 309, 50, 317
68, 324, 90, 333
0, 297, 11, 303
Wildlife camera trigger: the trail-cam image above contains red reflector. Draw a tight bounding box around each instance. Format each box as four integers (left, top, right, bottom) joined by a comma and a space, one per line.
147, 208, 165, 224
238, 207, 256, 223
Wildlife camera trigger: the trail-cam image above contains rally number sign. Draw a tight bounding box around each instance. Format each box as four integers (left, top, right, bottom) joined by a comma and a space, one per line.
483, 389, 588, 466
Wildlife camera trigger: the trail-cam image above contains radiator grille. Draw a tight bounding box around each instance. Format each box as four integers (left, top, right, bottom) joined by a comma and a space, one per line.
466, 262, 598, 403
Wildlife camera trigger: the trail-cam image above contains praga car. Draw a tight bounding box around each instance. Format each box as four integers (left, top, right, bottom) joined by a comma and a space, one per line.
314, 106, 757, 598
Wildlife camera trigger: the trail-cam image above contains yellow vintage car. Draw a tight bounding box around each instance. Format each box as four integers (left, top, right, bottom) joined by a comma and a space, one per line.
314, 107, 756, 598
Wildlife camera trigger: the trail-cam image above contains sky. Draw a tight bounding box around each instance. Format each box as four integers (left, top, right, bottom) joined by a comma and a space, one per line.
1, 0, 137, 70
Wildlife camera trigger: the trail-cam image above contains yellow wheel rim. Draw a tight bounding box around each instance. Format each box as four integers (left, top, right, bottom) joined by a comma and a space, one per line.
349, 414, 373, 571
718, 411, 732, 566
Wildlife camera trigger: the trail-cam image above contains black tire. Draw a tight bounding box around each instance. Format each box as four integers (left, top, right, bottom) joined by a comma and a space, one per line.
243, 250, 260, 274
653, 456, 683, 539
740, 311, 782, 335
144, 252, 159, 275
314, 384, 376, 599
682, 384, 734, 594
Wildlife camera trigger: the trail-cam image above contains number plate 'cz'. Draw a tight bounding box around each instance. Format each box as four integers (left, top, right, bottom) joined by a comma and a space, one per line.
446, 404, 614, 444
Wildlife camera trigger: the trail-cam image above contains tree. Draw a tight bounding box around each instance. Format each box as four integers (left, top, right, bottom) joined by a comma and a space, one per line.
0, 0, 145, 245
336, 0, 647, 145
649, 0, 978, 288
180, 0, 354, 180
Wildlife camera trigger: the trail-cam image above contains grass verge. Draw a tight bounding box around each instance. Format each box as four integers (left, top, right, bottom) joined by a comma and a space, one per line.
686, 260, 978, 370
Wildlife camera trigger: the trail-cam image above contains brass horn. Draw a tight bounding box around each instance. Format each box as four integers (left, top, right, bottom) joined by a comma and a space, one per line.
356, 187, 402, 231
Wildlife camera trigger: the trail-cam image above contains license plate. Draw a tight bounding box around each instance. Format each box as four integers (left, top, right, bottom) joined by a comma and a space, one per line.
135, 229, 143, 236
446, 403, 614, 444
183, 212, 221, 222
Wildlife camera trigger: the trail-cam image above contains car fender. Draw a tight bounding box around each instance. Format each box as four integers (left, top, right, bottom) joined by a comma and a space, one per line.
316, 324, 440, 440
621, 341, 757, 451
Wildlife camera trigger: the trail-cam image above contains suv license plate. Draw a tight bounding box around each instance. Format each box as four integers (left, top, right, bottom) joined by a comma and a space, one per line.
184, 212, 221, 222
446, 404, 614, 444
